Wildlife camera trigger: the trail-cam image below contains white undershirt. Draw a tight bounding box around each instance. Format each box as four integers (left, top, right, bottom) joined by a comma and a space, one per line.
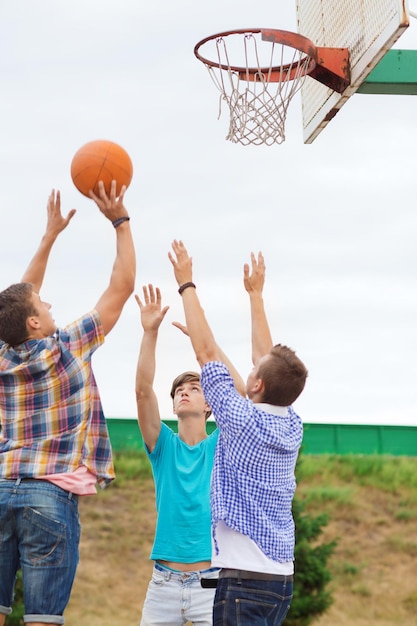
211, 521, 294, 575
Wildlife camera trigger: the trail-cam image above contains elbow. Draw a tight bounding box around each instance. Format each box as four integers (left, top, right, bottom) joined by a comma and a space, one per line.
195, 345, 218, 366
122, 270, 136, 300
127, 267, 136, 294
135, 386, 148, 402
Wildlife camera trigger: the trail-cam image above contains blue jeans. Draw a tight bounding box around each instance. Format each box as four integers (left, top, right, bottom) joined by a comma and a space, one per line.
213, 575, 293, 625
0, 479, 80, 625
140, 562, 219, 625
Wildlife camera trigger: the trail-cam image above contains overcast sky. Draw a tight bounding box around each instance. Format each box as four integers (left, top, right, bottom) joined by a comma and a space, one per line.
1, 1, 416, 426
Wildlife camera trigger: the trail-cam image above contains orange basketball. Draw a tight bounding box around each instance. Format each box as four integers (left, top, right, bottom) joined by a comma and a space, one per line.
70, 139, 133, 198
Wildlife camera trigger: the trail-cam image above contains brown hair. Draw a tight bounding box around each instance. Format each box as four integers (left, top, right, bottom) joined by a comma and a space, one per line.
0, 283, 37, 347
258, 344, 308, 406
170, 371, 212, 419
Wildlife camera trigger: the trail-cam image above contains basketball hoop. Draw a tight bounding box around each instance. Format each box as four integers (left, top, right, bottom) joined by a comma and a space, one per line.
194, 29, 350, 145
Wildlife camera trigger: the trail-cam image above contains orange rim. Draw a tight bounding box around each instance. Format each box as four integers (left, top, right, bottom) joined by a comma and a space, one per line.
194, 28, 317, 80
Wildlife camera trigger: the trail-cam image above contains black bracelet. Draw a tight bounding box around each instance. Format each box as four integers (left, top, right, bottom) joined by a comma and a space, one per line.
112, 216, 130, 228
178, 282, 196, 295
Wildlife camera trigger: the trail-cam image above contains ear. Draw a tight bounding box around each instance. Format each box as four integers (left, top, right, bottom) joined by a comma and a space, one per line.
250, 377, 265, 402
26, 316, 40, 331
248, 377, 263, 394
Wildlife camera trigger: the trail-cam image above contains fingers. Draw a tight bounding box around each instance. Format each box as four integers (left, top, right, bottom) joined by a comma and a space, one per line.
244, 251, 266, 294
170, 239, 188, 259
171, 239, 181, 253
106, 180, 125, 202
89, 180, 110, 204
172, 321, 189, 336
46, 189, 76, 232
117, 184, 127, 202
47, 189, 59, 210
168, 242, 178, 267
142, 284, 151, 304
250, 251, 264, 270
88, 180, 126, 203
138, 284, 163, 306
88, 188, 99, 202
64, 208, 77, 225
169, 240, 193, 268
249, 251, 265, 274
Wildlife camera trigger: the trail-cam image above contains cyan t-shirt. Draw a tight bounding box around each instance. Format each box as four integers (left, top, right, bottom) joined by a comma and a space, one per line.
145, 422, 218, 563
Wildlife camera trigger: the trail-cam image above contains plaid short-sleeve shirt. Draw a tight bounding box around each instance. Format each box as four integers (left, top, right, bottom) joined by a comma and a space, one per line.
0, 310, 114, 487
201, 361, 303, 563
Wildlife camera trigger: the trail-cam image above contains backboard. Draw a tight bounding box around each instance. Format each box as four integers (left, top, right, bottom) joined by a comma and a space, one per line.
296, 0, 410, 143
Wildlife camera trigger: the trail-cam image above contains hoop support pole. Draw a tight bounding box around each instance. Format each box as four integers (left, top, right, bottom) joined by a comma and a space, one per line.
309, 47, 351, 93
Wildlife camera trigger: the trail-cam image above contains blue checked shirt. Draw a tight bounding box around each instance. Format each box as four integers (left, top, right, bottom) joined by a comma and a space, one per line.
201, 361, 303, 562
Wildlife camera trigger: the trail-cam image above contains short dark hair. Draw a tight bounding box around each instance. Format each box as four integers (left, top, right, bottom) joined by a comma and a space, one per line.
170, 371, 212, 419
258, 344, 308, 406
0, 283, 37, 347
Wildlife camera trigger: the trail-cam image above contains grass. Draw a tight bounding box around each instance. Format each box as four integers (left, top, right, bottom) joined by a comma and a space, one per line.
298, 453, 417, 491
295, 454, 417, 626
10, 451, 416, 626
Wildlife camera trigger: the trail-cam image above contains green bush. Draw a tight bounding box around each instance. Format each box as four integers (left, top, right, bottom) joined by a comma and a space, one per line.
285, 453, 337, 626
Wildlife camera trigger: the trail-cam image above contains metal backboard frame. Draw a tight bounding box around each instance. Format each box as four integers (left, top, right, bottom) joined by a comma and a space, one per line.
296, 0, 410, 143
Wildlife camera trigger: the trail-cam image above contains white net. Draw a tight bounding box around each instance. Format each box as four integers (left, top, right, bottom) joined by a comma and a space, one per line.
200, 31, 313, 146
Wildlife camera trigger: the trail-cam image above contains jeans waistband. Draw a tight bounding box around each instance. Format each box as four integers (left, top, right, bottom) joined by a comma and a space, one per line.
155, 562, 219, 580
219, 569, 293, 582
0, 477, 78, 501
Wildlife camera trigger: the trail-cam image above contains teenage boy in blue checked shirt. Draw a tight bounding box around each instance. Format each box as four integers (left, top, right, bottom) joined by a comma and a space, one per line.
135, 284, 245, 626
168, 240, 308, 626
0, 182, 135, 626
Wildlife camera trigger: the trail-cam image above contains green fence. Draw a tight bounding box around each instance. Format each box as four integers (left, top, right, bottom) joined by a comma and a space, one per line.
106, 418, 417, 456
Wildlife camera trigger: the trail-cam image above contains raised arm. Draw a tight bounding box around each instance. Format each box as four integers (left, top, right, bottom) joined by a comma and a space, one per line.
243, 252, 273, 365
92, 181, 136, 336
168, 240, 220, 368
172, 320, 246, 397
21, 189, 76, 292
135, 285, 169, 452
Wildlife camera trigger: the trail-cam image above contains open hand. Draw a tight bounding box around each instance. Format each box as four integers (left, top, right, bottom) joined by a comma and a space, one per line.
46, 189, 76, 237
135, 285, 169, 332
89, 180, 129, 223
243, 252, 266, 295
168, 240, 193, 287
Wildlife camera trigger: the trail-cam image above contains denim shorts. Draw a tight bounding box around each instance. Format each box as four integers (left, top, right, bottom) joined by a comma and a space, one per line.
140, 562, 219, 625
0, 478, 81, 625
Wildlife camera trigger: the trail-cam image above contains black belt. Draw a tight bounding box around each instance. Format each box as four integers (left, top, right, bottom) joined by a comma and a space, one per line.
219, 569, 293, 582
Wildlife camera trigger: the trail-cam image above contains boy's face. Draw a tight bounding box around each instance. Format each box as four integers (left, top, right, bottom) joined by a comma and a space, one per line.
246, 353, 270, 398
29, 292, 57, 337
172, 379, 210, 418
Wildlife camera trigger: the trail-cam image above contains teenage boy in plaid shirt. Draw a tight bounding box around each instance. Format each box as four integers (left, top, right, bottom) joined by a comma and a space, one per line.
0, 181, 136, 626
169, 240, 308, 626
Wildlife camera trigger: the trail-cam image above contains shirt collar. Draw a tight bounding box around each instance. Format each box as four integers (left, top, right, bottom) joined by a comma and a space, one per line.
254, 403, 288, 417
